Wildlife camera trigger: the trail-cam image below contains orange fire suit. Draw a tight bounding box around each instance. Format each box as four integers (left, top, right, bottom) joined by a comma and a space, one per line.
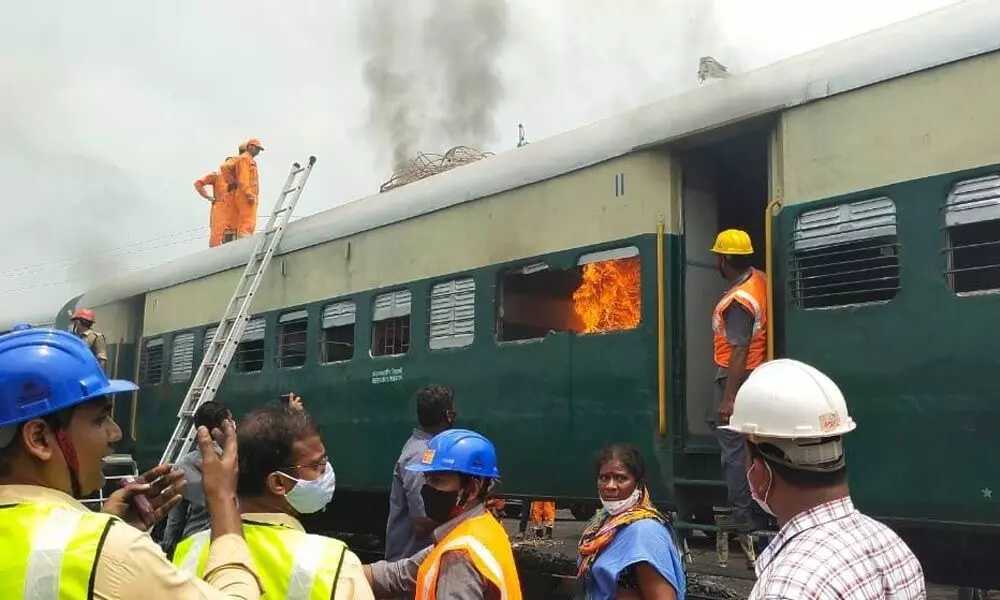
194, 171, 236, 247
530, 500, 556, 529
233, 151, 259, 238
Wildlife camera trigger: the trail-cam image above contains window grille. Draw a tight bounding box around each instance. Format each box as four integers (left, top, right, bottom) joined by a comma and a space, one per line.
276, 310, 308, 368
321, 301, 355, 363
790, 196, 899, 309
372, 290, 411, 356
140, 338, 164, 385
237, 317, 266, 373
203, 325, 218, 355
169, 332, 195, 383
429, 278, 475, 349
943, 174, 1000, 294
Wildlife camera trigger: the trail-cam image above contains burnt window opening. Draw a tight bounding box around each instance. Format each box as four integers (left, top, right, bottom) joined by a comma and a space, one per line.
169, 332, 195, 383
276, 310, 308, 368
791, 197, 900, 309
140, 338, 164, 385
943, 175, 1000, 294
429, 278, 475, 350
372, 290, 411, 357
496, 247, 641, 342
321, 301, 355, 363
237, 317, 266, 373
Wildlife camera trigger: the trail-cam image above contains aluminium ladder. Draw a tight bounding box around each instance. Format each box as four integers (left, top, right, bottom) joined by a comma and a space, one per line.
159, 156, 317, 466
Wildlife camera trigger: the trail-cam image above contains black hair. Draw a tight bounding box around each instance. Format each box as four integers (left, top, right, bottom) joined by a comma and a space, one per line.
194, 401, 231, 431
726, 254, 754, 271
593, 443, 647, 483
236, 404, 320, 496
416, 384, 454, 428
747, 441, 847, 489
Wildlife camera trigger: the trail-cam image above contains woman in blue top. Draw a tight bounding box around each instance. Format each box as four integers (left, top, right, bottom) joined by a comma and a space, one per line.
574, 444, 686, 600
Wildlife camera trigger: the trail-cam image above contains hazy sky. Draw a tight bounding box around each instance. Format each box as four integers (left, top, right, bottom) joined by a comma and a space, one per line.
0, 0, 961, 323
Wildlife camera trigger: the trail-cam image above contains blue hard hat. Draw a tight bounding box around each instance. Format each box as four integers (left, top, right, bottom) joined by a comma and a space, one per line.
406, 428, 500, 478
11, 323, 31, 332
0, 329, 137, 428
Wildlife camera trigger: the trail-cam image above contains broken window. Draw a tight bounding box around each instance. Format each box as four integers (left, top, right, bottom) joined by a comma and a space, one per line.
237, 317, 266, 373
321, 301, 355, 363
791, 197, 900, 309
276, 310, 308, 368
429, 278, 475, 350
496, 247, 642, 342
140, 338, 164, 385
169, 332, 195, 383
943, 174, 1000, 294
372, 290, 411, 357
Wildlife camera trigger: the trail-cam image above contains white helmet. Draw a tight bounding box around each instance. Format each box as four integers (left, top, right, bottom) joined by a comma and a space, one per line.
719, 358, 857, 470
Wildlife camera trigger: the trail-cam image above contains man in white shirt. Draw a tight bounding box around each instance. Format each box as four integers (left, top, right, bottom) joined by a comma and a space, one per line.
720, 359, 924, 600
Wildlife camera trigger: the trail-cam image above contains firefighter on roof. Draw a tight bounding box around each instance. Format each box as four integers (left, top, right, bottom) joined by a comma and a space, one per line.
234, 138, 264, 239
69, 308, 108, 373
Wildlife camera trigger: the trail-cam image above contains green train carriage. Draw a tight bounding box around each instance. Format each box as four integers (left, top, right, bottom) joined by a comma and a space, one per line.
51, 2, 1000, 590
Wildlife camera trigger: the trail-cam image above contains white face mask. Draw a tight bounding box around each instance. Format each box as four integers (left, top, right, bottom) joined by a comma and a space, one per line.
277, 461, 336, 514
600, 487, 642, 516
746, 460, 775, 517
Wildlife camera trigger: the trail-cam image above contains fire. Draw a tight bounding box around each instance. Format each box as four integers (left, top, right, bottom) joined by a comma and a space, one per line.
572, 257, 642, 333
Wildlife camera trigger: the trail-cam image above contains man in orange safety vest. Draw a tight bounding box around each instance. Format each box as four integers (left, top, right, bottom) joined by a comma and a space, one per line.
710, 228, 768, 535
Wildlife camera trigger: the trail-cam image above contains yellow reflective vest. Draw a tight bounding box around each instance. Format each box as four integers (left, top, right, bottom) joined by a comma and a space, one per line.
0, 501, 117, 599
173, 518, 347, 600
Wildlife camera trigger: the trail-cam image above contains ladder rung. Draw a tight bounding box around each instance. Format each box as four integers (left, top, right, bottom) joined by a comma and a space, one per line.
292, 166, 306, 175
266, 227, 281, 235
281, 186, 300, 195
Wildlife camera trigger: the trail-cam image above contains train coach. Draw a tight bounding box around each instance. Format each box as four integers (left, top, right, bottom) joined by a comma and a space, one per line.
38, 0, 1000, 590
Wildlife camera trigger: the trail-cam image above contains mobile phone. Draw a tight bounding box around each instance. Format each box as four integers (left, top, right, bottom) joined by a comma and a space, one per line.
120, 476, 155, 522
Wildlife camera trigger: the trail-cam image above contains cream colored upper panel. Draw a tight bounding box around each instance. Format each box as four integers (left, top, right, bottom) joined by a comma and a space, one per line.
89, 299, 140, 344
780, 51, 1000, 205
143, 152, 675, 335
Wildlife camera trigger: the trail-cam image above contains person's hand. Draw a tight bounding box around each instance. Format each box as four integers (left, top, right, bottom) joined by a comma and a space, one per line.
716, 401, 734, 426
101, 464, 187, 531
287, 392, 304, 411
196, 420, 238, 502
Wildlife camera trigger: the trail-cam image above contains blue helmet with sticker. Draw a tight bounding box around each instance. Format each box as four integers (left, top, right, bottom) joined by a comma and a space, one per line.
10, 323, 31, 332
405, 428, 500, 479
0, 328, 137, 428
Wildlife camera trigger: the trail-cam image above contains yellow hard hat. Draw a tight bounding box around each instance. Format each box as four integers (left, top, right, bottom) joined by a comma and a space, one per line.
710, 229, 754, 255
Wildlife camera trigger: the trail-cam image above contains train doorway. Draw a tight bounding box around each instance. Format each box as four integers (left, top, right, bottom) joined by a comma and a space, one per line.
677, 122, 771, 446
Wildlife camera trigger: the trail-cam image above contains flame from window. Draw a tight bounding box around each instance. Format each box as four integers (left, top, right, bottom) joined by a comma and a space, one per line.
572, 257, 642, 333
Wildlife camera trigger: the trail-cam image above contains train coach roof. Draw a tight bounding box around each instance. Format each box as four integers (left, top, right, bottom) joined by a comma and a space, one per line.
78, 0, 1000, 309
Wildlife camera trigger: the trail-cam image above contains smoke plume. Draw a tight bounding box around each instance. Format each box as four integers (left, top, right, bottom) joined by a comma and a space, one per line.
359, 0, 510, 170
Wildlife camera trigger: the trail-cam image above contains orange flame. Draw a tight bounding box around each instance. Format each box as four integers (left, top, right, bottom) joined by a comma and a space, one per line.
572, 257, 642, 333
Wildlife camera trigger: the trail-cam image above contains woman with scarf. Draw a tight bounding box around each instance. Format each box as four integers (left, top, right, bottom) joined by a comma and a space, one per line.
575, 444, 686, 600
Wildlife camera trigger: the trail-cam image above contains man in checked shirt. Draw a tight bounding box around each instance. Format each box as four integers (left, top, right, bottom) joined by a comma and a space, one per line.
719, 359, 925, 600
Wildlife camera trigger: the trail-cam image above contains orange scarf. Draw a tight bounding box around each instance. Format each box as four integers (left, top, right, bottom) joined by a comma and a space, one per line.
576, 487, 667, 577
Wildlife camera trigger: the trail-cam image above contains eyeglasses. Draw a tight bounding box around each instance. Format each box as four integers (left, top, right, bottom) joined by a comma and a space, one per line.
283, 458, 328, 473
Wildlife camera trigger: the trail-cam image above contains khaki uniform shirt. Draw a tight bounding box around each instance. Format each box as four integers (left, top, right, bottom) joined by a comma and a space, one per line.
0, 484, 262, 600
78, 327, 109, 362
242, 512, 376, 600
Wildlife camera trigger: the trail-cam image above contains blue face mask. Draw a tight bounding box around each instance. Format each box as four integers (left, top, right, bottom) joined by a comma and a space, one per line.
277, 461, 336, 514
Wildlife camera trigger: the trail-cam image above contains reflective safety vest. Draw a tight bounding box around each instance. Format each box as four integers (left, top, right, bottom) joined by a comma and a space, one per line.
0, 502, 117, 599
712, 267, 768, 370
416, 511, 522, 600
173, 519, 348, 600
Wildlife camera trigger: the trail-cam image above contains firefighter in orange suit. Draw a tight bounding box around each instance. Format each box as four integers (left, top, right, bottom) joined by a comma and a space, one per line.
530, 500, 556, 539
194, 170, 235, 247
234, 138, 264, 238
364, 429, 522, 600
709, 229, 768, 534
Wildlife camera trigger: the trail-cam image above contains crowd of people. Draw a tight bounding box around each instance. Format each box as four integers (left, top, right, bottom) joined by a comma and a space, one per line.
0, 322, 926, 599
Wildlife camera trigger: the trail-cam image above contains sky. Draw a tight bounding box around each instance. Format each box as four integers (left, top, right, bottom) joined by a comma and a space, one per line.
0, 0, 963, 324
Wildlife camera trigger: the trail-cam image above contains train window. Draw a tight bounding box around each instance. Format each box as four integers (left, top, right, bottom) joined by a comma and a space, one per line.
321, 301, 355, 363
203, 325, 219, 355
276, 310, 308, 369
943, 174, 1000, 294
790, 197, 899, 309
496, 248, 642, 342
169, 332, 195, 383
575, 248, 641, 334
429, 278, 475, 350
237, 317, 266, 373
140, 338, 164, 385
372, 290, 411, 357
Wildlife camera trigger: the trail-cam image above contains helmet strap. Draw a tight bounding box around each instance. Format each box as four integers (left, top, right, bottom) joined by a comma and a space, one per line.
55, 429, 82, 498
